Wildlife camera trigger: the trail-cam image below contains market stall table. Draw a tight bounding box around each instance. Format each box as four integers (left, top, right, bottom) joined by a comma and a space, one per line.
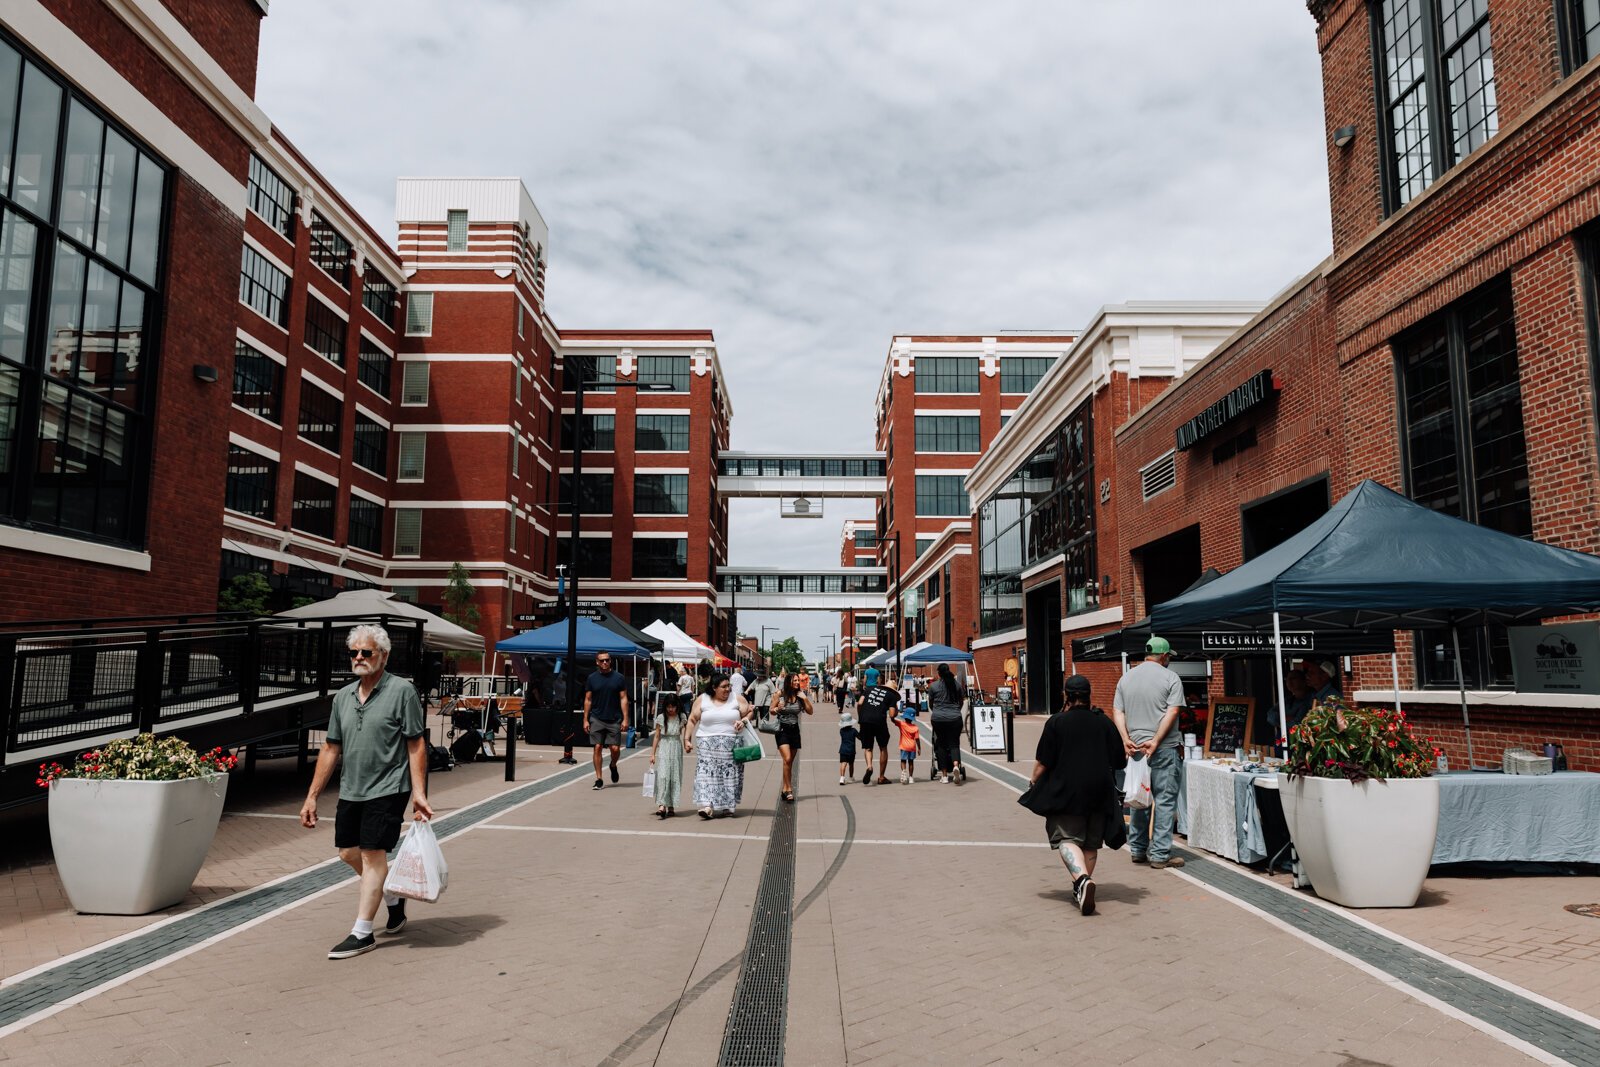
1184, 759, 1273, 864
1432, 771, 1600, 865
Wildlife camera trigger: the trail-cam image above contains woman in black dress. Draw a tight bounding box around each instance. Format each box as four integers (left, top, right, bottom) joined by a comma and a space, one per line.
772, 673, 813, 803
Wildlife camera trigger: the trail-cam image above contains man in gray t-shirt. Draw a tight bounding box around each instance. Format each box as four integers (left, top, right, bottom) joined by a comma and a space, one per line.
1112, 637, 1186, 869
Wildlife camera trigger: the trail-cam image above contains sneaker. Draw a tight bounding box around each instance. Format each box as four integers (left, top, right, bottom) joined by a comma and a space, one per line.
610, 764, 619, 784
1150, 857, 1186, 870
862, 767, 872, 785
940, 774, 949, 784
558, 755, 577, 765
1078, 878, 1096, 916
1130, 854, 1149, 864
839, 775, 846, 785
381, 900, 406, 936
593, 779, 604, 790
328, 933, 376, 959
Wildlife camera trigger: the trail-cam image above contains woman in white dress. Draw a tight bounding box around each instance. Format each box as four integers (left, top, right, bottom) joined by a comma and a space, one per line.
684, 672, 754, 819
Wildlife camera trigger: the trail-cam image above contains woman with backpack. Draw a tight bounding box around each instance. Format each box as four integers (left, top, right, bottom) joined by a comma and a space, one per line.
928, 662, 967, 785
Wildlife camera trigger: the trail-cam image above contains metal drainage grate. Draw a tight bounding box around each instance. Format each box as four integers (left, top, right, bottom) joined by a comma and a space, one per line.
718, 777, 799, 1067
1565, 904, 1600, 919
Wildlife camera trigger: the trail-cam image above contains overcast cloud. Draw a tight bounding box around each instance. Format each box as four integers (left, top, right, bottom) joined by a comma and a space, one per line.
257, 1, 1331, 658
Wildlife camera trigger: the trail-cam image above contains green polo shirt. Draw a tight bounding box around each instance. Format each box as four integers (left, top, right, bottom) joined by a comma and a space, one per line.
327, 671, 424, 802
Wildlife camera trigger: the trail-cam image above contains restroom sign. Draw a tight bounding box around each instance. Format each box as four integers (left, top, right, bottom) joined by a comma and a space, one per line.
971, 705, 1006, 753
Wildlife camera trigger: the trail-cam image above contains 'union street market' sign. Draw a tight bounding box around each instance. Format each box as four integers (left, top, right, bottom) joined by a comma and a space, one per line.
1175, 369, 1278, 451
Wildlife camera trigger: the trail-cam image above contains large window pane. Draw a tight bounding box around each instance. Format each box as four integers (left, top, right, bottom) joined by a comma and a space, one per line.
636, 413, 688, 451
0, 44, 19, 197
357, 336, 390, 396
298, 380, 342, 452
348, 496, 381, 553
353, 416, 387, 475
11, 63, 62, 216
636, 473, 688, 514
290, 471, 336, 540
638, 355, 689, 392
308, 211, 351, 287
914, 474, 969, 517
633, 538, 687, 578
0, 208, 36, 364
560, 536, 612, 579
58, 101, 102, 249
247, 154, 294, 238
225, 445, 275, 520
563, 353, 615, 392
240, 245, 289, 326
304, 298, 346, 365
233, 341, 282, 422
0, 365, 18, 483
31, 383, 132, 541
914, 356, 979, 394
126, 154, 164, 285
999, 356, 1053, 393
560, 413, 615, 452
558, 472, 613, 514
914, 414, 980, 452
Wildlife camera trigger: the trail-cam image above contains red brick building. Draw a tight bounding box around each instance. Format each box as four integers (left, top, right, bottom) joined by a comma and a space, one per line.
838, 518, 879, 663
962, 306, 1261, 709
1110, 0, 1600, 767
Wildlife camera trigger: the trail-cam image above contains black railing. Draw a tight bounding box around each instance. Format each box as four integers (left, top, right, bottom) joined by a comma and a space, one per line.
3, 614, 425, 759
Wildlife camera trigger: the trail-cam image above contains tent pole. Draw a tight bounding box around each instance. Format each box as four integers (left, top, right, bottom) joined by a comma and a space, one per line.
1391, 652, 1401, 715
1451, 623, 1475, 769
1271, 611, 1289, 752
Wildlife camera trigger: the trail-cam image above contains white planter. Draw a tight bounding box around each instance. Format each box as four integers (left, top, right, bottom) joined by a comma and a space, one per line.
1281, 774, 1438, 908
48, 774, 229, 915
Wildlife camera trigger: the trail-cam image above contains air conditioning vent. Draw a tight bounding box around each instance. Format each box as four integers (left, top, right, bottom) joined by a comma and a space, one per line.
1140, 450, 1177, 501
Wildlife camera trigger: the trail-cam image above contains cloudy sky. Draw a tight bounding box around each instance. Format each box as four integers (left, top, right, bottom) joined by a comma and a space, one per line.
257, 1, 1333, 659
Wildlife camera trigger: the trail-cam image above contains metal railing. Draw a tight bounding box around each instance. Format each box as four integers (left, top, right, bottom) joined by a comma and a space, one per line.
2, 614, 426, 761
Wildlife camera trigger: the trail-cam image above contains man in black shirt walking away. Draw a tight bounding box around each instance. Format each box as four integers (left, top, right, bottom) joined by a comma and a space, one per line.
855, 679, 900, 785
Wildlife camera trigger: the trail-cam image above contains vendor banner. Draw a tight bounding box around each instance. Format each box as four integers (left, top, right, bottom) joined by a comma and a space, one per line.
1509, 623, 1600, 695
1200, 631, 1315, 654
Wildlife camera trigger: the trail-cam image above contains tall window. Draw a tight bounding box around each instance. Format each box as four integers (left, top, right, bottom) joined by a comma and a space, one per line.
348, 496, 381, 553
563, 353, 616, 392
362, 265, 396, 325
1373, 0, 1498, 212
636, 413, 689, 451
999, 356, 1053, 393
558, 472, 614, 514
914, 415, 981, 452
560, 413, 615, 451
636, 473, 689, 514
446, 209, 468, 252
397, 432, 426, 481
225, 446, 275, 519
915, 536, 935, 557
1398, 279, 1529, 688
559, 536, 612, 578
290, 471, 335, 539
352, 415, 386, 475
405, 292, 433, 336
0, 38, 169, 546
232, 341, 282, 422
393, 507, 422, 557
357, 336, 391, 396
308, 211, 351, 286
631, 602, 684, 630
401, 361, 429, 405
914, 356, 979, 394
1560, 0, 1600, 72
303, 298, 346, 365
246, 154, 293, 238
240, 244, 289, 326
914, 475, 969, 516
633, 537, 688, 578
297, 380, 342, 452
638, 355, 690, 392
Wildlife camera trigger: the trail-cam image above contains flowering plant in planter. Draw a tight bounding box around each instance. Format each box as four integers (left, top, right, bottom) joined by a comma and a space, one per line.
1286, 698, 1440, 784
37, 734, 238, 787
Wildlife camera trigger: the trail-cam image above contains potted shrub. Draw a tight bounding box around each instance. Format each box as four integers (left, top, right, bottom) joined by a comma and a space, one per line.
1281, 699, 1441, 908
40, 735, 237, 915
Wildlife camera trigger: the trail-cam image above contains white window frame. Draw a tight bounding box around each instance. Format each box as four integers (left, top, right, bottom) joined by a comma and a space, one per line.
401, 361, 430, 406
393, 508, 422, 557
405, 292, 434, 336
397, 432, 427, 482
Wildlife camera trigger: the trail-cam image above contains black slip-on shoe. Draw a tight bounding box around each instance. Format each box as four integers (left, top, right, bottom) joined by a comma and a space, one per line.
381, 901, 406, 936
1078, 879, 1096, 916
610, 764, 619, 784
328, 933, 376, 959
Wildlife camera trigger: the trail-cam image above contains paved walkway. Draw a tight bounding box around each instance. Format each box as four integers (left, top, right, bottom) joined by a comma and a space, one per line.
2, 705, 1598, 1065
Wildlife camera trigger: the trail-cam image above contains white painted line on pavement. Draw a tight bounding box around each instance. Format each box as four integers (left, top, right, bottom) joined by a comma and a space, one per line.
223, 811, 301, 819
797, 837, 1045, 848
478, 824, 768, 842
1168, 868, 1566, 1067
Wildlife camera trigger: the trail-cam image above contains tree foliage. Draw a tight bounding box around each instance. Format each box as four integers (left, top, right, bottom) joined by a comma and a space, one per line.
219, 572, 272, 616
767, 636, 805, 673
442, 562, 480, 631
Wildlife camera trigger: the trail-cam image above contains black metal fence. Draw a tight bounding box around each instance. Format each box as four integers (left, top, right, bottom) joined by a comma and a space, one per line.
2, 614, 426, 759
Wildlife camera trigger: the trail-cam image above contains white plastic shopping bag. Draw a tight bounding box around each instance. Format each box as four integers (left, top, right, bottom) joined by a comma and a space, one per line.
1123, 755, 1153, 811
383, 818, 449, 902
642, 767, 656, 797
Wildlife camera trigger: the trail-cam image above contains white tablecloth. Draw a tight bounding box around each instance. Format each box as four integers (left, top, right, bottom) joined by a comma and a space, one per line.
1185, 759, 1243, 861
1434, 771, 1600, 864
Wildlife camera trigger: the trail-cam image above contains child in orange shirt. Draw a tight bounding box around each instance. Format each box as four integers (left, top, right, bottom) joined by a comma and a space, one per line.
896, 709, 921, 784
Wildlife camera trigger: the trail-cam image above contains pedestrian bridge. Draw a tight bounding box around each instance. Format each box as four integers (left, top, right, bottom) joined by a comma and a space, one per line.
716, 452, 887, 501
719, 567, 888, 611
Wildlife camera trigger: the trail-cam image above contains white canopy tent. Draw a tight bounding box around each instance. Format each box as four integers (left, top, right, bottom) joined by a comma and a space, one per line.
641, 620, 707, 662
274, 588, 484, 654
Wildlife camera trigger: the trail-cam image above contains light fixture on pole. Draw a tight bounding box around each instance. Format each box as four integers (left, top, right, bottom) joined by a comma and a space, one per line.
760, 625, 776, 674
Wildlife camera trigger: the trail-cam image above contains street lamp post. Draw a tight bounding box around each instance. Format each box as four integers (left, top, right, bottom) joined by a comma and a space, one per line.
760, 625, 776, 674
565, 371, 672, 736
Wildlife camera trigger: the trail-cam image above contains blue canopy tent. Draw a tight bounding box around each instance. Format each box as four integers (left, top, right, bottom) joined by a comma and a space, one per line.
1150, 480, 1600, 764
898, 642, 974, 664
496, 617, 649, 657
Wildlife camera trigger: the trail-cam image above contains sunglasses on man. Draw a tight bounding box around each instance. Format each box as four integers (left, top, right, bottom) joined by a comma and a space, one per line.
350, 649, 380, 659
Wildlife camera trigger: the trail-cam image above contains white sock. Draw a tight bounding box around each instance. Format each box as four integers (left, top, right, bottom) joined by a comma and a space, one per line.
383, 893, 400, 908
352, 918, 374, 938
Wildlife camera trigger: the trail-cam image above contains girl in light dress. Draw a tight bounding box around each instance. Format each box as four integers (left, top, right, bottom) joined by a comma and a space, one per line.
650, 696, 685, 818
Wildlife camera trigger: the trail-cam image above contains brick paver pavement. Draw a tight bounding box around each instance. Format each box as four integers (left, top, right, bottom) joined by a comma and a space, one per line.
0, 704, 1584, 1064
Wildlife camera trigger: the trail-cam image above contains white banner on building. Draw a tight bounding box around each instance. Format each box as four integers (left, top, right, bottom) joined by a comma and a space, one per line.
1508, 623, 1600, 695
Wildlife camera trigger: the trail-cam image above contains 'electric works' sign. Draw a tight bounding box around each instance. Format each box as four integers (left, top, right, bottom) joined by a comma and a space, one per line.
1175, 369, 1278, 452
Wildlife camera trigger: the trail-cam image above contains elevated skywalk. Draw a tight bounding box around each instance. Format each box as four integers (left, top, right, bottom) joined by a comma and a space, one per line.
717, 452, 886, 499
718, 567, 887, 611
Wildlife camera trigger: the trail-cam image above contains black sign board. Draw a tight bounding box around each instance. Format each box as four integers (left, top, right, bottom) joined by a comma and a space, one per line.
1204, 698, 1256, 757
1200, 631, 1315, 654
1175, 369, 1277, 451
516, 600, 608, 624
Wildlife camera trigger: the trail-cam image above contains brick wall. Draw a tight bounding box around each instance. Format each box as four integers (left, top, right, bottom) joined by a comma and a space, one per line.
159, 0, 263, 97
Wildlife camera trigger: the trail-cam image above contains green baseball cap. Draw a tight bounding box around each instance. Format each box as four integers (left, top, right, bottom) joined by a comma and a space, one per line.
1145, 636, 1172, 655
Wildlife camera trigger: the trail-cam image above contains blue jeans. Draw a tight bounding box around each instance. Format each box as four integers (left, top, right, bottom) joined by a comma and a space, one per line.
1127, 746, 1182, 862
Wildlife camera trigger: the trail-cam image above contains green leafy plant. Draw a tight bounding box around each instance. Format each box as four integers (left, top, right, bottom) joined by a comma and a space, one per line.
766, 636, 805, 673
1286, 697, 1439, 784
442, 562, 480, 631
218, 572, 272, 616
37, 734, 238, 787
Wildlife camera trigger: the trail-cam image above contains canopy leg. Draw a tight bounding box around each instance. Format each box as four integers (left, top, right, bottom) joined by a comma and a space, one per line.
1271, 612, 1289, 753
1451, 624, 1475, 769
1391, 652, 1401, 715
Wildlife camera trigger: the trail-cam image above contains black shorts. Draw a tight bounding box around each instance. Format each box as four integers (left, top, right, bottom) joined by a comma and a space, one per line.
857, 719, 890, 749
335, 790, 411, 851
775, 725, 802, 750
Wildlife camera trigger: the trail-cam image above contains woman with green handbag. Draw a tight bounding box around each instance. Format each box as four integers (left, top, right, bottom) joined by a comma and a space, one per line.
684, 673, 754, 819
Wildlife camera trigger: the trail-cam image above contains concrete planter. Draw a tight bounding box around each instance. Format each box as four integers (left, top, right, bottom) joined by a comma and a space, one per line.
1281, 774, 1438, 908
48, 774, 229, 915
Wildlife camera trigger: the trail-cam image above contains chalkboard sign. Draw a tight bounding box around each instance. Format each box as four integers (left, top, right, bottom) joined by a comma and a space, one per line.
1204, 697, 1255, 757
